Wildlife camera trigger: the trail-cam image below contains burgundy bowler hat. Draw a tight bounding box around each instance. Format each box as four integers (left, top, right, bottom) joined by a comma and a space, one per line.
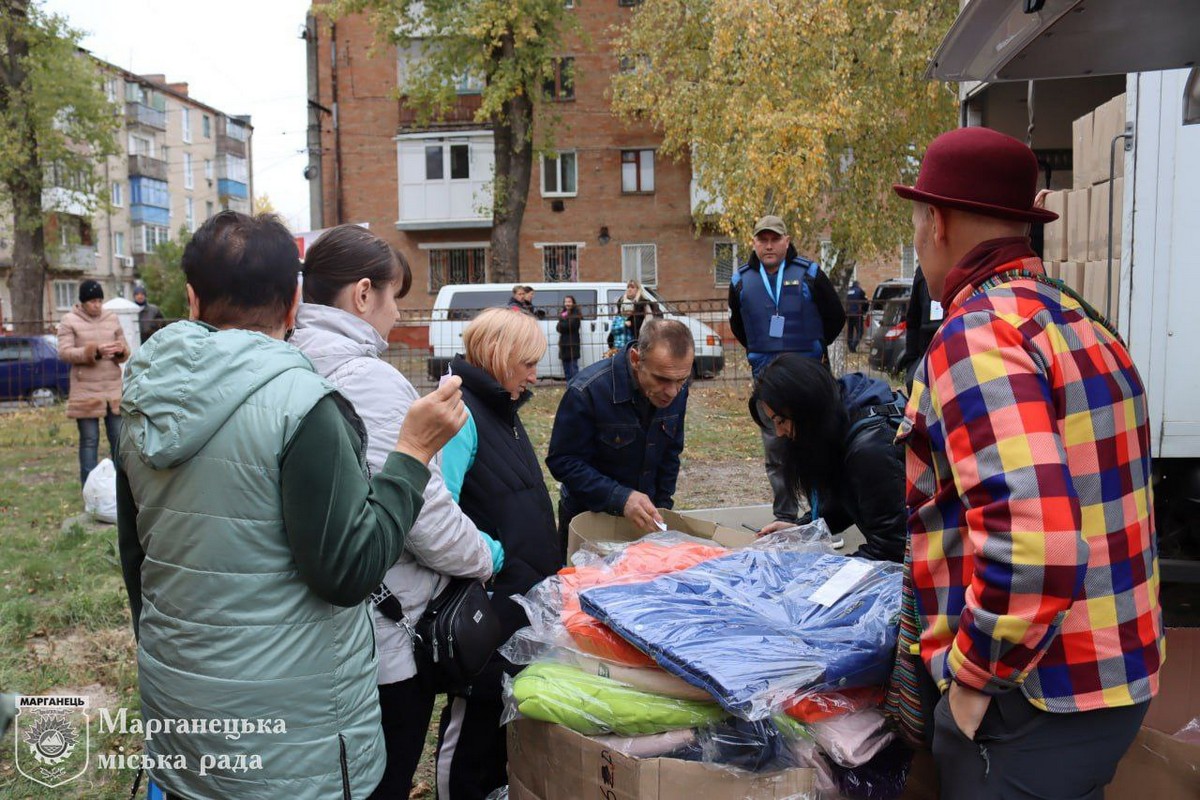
893, 127, 1058, 224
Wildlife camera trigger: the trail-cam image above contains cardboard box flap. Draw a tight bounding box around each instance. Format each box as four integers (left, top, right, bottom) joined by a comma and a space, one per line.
567, 509, 755, 559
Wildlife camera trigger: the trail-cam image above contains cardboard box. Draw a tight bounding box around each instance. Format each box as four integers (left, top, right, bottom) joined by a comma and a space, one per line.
1042, 190, 1069, 261
567, 509, 754, 560
1088, 178, 1124, 262
507, 719, 815, 800
1066, 188, 1091, 262
1072, 111, 1094, 188
1083, 261, 1106, 311
1108, 628, 1200, 800
1043, 261, 1060, 281
1059, 261, 1085, 296
1091, 94, 1128, 184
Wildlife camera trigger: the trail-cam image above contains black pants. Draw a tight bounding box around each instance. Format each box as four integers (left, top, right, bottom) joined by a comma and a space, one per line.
435, 660, 509, 800
368, 673, 437, 799
932, 687, 1148, 800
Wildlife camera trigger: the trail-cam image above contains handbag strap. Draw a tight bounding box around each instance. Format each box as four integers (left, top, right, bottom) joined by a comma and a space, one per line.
370, 583, 408, 625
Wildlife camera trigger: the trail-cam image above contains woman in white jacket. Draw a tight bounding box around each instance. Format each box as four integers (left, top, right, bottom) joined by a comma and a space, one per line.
291, 225, 501, 798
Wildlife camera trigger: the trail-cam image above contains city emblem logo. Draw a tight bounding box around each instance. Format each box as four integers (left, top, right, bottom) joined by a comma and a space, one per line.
14, 695, 90, 788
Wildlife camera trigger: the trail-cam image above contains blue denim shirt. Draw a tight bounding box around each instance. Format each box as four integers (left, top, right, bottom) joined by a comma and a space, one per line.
546, 344, 688, 517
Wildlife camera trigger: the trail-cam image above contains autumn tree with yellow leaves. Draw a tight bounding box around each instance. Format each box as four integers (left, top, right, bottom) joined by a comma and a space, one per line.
612, 0, 957, 276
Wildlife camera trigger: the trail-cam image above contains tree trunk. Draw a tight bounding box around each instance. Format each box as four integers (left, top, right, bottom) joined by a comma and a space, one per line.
0, 0, 48, 332
488, 32, 534, 285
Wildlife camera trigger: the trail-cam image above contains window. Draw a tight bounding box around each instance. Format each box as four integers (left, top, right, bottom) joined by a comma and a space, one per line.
621, 149, 655, 193
186, 198, 195, 232
129, 134, 154, 157
130, 177, 169, 208
618, 0, 644, 6
226, 119, 248, 142
181, 108, 191, 143
618, 55, 651, 74
542, 245, 579, 282
900, 243, 916, 279
544, 57, 575, 101
204, 159, 213, 181
140, 225, 170, 252
564, 0, 575, 6
205, 200, 214, 219
621, 243, 657, 287
429, 247, 488, 293
453, 72, 484, 95
202, 115, 211, 138
714, 241, 740, 287
423, 144, 472, 181
183, 152, 194, 189
53, 281, 79, 311
450, 144, 470, 179
111, 182, 123, 207
541, 151, 577, 197
113, 232, 126, 258
425, 146, 444, 180
105, 77, 119, 103
220, 154, 248, 183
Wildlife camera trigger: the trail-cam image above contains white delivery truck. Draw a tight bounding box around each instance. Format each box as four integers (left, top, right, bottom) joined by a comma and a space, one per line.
927, 0, 1200, 581
426, 282, 726, 382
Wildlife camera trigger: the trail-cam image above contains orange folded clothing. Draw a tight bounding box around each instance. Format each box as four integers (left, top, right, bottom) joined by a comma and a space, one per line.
784, 686, 885, 723
560, 540, 728, 667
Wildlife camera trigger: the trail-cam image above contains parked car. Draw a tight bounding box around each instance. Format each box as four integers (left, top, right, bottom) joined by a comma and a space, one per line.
0, 335, 70, 406
427, 282, 725, 380
867, 297, 910, 374
865, 277, 913, 342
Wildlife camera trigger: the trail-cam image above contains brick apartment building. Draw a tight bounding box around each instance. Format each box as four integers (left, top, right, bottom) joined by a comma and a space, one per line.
303, 3, 909, 316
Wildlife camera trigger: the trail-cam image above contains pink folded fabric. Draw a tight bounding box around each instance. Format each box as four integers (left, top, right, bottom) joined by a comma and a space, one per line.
810, 708, 895, 768
590, 728, 698, 758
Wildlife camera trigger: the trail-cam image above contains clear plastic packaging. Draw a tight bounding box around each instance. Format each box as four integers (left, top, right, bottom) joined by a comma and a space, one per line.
783, 685, 886, 723
1175, 716, 1200, 744
809, 709, 895, 769
828, 739, 914, 800
578, 550, 903, 720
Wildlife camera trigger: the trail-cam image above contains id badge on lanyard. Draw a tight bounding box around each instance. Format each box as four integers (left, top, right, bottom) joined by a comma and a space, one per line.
761, 265, 787, 338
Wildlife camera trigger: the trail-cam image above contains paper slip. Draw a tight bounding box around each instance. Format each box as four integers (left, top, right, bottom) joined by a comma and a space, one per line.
809, 559, 874, 607
654, 520, 668, 532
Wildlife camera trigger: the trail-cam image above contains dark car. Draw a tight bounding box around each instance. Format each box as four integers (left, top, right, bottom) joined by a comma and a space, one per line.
0, 335, 70, 406
865, 277, 914, 342
868, 297, 910, 374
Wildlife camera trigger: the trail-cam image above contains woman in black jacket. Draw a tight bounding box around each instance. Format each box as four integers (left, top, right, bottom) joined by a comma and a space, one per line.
752, 353, 907, 562
556, 294, 583, 380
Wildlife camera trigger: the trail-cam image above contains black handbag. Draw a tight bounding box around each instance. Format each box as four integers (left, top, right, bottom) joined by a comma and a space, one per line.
371, 577, 505, 693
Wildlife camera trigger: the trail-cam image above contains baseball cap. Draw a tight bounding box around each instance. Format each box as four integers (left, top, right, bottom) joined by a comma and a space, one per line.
752, 215, 788, 237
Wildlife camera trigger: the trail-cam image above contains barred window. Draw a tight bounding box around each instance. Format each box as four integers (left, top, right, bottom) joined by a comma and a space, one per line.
429, 247, 487, 293
900, 243, 916, 279
621, 243, 657, 287
542, 245, 579, 282
714, 241, 739, 287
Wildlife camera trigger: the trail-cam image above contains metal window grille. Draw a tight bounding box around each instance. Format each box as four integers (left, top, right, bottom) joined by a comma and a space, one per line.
542, 245, 579, 282
429, 247, 487, 293
621, 243, 657, 287
900, 244, 916, 279
713, 241, 738, 287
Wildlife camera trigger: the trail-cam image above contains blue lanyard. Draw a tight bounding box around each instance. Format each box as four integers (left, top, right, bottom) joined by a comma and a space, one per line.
809, 491, 820, 521
759, 263, 786, 310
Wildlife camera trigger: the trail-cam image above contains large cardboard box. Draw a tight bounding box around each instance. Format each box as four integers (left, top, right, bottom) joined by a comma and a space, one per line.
1090, 94, 1128, 184
1059, 261, 1085, 296
1088, 178, 1125, 262
1108, 628, 1200, 800
507, 719, 815, 800
1042, 190, 1069, 261
567, 509, 754, 560
1066, 188, 1091, 262
1072, 111, 1094, 188
1083, 261, 1106, 312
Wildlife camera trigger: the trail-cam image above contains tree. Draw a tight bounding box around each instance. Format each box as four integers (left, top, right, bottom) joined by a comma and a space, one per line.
138, 225, 190, 319
253, 193, 276, 216
0, 0, 119, 330
328, 0, 576, 283
612, 0, 957, 279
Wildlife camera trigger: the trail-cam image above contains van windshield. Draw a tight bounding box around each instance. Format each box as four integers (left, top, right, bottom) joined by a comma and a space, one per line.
530, 289, 598, 320
446, 288, 599, 320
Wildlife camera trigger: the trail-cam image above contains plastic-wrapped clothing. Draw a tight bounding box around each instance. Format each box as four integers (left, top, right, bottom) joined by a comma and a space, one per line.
560, 652, 715, 702
591, 728, 698, 758
509, 662, 725, 736
560, 540, 728, 666
784, 686, 885, 723
809, 708, 895, 768
579, 550, 903, 719
670, 718, 802, 773
829, 739, 913, 800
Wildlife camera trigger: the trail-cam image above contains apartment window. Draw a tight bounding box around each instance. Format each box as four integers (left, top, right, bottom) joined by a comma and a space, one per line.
205, 200, 214, 219
450, 144, 470, 179
429, 247, 487, 293
183, 152, 194, 189
130, 177, 169, 209
220, 154, 248, 183
453, 72, 484, 95
541, 151, 577, 197
204, 159, 213, 181
113, 232, 126, 258
105, 77, 119, 102
621, 243, 657, 287
129, 134, 154, 157
618, 55, 651, 75
618, 0, 644, 6
621, 149, 655, 193
226, 119, 248, 142
900, 243, 916, 279
542, 245, 579, 282
181, 108, 192, 143
714, 241, 740, 287
202, 115, 211, 138
141, 225, 170, 252
425, 146, 444, 180
111, 182, 123, 207
186, 198, 195, 232
53, 281, 79, 312
544, 57, 575, 101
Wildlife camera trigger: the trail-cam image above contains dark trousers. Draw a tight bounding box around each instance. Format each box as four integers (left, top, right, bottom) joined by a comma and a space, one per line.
932, 687, 1148, 800
761, 427, 799, 522
563, 359, 579, 380
848, 315, 864, 352
435, 661, 509, 800
368, 673, 437, 799
78, 410, 121, 486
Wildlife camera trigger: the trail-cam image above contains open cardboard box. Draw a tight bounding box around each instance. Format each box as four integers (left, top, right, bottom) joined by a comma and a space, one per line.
566, 509, 756, 560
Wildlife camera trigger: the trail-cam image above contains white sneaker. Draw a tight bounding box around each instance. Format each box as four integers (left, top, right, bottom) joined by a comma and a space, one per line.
830, 536, 846, 550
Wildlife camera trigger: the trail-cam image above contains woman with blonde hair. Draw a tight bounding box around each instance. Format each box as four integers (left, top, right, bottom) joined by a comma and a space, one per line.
615, 279, 662, 346
435, 308, 558, 799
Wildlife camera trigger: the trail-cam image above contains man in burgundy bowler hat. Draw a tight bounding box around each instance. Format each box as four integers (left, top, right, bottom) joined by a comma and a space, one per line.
894, 127, 1164, 799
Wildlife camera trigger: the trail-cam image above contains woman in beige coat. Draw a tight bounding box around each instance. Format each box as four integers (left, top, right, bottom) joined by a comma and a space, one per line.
56, 280, 129, 485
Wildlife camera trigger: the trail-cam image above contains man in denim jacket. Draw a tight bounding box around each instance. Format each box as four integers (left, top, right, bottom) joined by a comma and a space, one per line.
547, 319, 694, 559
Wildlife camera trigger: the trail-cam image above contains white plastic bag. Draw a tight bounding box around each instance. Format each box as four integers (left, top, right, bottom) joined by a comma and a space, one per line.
83, 458, 118, 523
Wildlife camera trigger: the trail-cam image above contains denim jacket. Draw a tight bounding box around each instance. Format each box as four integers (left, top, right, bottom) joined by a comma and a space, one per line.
546, 344, 688, 516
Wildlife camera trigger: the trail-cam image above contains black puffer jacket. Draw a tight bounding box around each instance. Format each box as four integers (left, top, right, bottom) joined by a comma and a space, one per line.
820, 374, 907, 563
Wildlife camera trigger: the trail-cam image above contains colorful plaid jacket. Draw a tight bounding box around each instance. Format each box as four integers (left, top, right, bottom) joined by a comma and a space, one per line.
900, 256, 1164, 713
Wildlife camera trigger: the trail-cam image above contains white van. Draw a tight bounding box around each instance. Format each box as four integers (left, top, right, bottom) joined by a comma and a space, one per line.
426, 282, 725, 381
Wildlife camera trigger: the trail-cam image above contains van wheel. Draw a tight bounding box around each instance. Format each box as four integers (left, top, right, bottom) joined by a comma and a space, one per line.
28, 387, 59, 408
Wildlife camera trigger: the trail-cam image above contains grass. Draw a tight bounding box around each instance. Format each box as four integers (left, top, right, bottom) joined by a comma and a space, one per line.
0, 384, 767, 798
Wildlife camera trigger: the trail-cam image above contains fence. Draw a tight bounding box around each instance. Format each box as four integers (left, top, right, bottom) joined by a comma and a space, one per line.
1, 299, 900, 406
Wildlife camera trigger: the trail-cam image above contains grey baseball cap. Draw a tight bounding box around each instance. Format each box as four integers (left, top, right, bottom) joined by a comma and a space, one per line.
752, 215, 788, 237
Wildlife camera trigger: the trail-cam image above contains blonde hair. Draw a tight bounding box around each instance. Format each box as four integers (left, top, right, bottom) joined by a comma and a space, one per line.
463, 307, 547, 382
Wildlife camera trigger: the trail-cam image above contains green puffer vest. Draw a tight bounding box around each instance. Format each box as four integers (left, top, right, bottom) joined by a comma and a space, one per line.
119, 321, 383, 800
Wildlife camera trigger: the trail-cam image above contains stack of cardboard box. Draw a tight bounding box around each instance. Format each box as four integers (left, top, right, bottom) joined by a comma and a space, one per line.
1040, 94, 1126, 322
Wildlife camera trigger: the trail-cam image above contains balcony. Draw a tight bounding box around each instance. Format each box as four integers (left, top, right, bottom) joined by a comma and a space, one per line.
218, 179, 248, 200
397, 94, 484, 132
395, 132, 494, 231
126, 102, 167, 131
130, 205, 170, 226
47, 244, 96, 274
128, 154, 168, 181
216, 133, 246, 158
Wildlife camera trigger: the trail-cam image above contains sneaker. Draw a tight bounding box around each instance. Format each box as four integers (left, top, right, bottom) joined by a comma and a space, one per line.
830, 536, 846, 550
